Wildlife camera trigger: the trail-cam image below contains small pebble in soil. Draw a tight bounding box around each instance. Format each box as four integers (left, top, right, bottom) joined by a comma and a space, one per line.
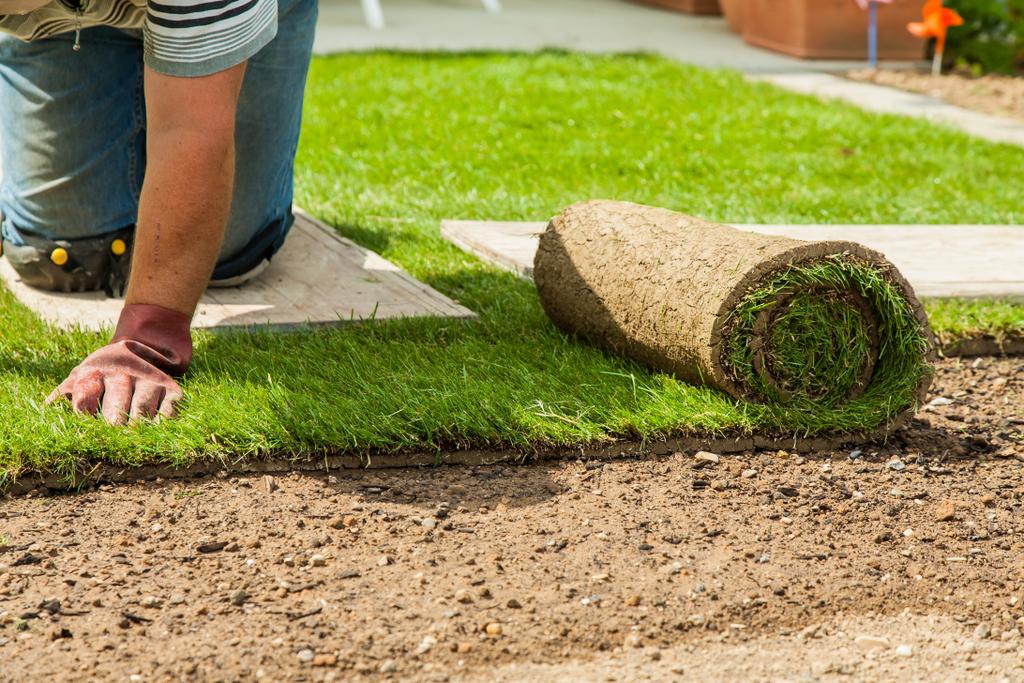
312, 654, 337, 667
197, 541, 229, 554
416, 636, 437, 654
694, 451, 720, 466
895, 644, 913, 657
296, 649, 315, 663
230, 590, 249, 606
662, 562, 683, 576
854, 635, 890, 651
379, 660, 398, 674
485, 622, 503, 637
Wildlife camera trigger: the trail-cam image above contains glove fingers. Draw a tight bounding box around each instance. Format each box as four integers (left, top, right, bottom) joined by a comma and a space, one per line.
101, 372, 133, 426
70, 369, 105, 415
130, 381, 166, 422
158, 384, 184, 420
46, 375, 75, 406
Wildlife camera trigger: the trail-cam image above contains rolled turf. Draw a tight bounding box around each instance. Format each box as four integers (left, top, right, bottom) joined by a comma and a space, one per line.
533, 200, 934, 438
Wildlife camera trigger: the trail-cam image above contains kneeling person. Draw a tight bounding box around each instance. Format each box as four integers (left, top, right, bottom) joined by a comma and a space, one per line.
0, 0, 317, 423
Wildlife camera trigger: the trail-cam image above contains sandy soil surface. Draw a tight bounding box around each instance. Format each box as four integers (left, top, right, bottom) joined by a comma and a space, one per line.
475, 613, 1024, 682
847, 68, 1024, 122
1, 357, 1022, 682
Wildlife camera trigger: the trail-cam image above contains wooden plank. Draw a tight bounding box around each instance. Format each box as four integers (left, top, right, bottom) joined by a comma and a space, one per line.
286, 213, 451, 317
441, 220, 543, 278
0, 211, 476, 332
440, 219, 1024, 299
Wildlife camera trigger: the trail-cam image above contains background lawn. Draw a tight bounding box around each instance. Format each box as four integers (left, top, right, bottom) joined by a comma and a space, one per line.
1, 51, 1021, 485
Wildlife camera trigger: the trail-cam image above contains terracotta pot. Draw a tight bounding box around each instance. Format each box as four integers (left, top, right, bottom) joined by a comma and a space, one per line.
742, 0, 924, 60
719, 0, 744, 33
630, 0, 722, 16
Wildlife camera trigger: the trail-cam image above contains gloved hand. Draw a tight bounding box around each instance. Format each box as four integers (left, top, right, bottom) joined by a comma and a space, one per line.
47, 304, 193, 425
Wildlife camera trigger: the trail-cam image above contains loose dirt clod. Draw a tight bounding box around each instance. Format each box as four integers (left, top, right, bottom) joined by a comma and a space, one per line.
935, 499, 957, 521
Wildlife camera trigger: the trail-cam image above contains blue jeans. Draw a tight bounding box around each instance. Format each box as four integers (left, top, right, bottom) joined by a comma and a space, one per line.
0, 0, 317, 282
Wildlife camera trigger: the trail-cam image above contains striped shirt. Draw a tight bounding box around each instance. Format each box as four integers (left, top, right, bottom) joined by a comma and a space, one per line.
0, 0, 277, 77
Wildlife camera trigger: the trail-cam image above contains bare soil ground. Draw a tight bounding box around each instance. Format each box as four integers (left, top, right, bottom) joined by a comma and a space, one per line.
847, 68, 1024, 122
1, 357, 1022, 682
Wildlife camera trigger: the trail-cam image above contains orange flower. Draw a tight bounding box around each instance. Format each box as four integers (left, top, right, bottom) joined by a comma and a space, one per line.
907, 0, 964, 54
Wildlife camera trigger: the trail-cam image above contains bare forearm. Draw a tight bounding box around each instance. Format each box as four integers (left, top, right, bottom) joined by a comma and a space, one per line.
125, 131, 235, 316
125, 62, 247, 318
48, 62, 247, 425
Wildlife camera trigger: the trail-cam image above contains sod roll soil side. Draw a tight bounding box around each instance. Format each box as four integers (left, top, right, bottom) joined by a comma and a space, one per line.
534, 200, 934, 437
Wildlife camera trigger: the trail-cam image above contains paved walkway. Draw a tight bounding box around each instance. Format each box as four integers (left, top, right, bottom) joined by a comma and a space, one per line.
441, 219, 1024, 298
315, 0, 913, 73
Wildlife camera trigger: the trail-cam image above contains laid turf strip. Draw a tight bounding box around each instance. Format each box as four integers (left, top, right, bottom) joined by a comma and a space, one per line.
534, 201, 932, 439
0, 52, 1022, 485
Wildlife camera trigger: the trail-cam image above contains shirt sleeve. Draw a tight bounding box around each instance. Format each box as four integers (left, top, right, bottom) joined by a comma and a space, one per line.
143, 0, 277, 77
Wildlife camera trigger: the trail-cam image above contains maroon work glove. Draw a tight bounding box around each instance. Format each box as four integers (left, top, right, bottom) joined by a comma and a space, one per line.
47, 304, 193, 425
